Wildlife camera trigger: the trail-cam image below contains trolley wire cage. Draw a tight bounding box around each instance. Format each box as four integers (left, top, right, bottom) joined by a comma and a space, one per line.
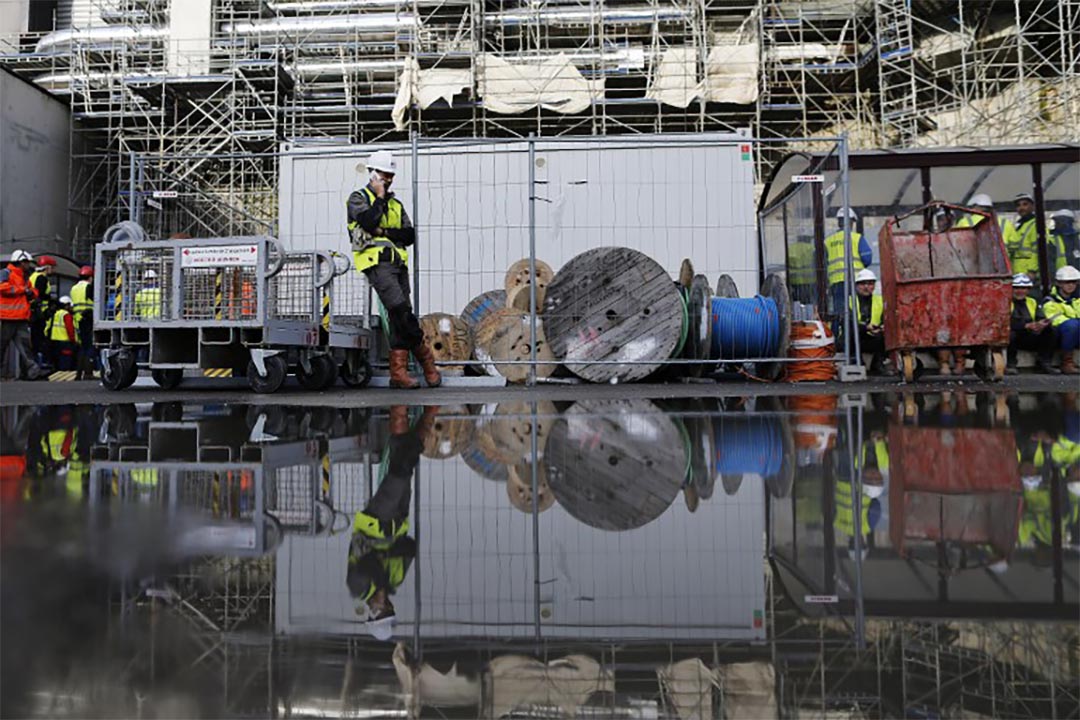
92, 227, 371, 393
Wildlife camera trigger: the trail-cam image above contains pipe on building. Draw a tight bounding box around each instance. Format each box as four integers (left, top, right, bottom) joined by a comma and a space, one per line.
35, 26, 168, 53
484, 6, 690, 26
222, 14, 418, 35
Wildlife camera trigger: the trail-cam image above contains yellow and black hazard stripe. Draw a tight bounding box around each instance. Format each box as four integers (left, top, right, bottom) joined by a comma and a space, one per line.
203, 368, 234, 378
321, 293, 331, 331
321, 453, 331, 498
113, 273, 123, 320
48, 371, 79, 382
214, 271, 224, 320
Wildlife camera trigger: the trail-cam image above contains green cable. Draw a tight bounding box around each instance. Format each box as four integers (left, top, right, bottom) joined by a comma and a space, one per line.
671, 287, 690, 359
674, 415, 694, 487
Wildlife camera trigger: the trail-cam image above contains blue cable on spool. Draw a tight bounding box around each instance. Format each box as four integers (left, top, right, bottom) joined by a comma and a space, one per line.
710, 296, 781, 360
713, 416, 785, 477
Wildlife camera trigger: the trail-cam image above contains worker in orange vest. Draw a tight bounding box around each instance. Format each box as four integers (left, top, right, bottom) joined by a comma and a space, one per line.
0, 250, 45, 380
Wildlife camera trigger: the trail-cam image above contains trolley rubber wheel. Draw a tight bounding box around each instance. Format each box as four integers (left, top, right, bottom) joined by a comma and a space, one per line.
901, 352, 916, 383
316, 355, 339, 389
340, 355, 372, 388
101, 350, 138, 391
151, 368, 184, 390
247, 355, 287, 394
296, 355, 334, 391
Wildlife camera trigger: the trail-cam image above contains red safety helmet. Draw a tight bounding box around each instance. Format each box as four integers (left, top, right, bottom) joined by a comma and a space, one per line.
79, 266, 94, 278
37, 255, 57, 267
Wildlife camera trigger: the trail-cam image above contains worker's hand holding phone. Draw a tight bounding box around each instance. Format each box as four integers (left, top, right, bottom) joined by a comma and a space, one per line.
370, 173, 387, 198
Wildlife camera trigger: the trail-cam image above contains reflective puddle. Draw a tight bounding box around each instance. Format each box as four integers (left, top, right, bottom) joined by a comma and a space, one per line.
2, 392, 1077, 718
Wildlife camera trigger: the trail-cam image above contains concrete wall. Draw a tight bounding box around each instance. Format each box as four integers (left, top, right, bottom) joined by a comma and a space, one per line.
0, 68, 70, 257
0, 1, 29, 39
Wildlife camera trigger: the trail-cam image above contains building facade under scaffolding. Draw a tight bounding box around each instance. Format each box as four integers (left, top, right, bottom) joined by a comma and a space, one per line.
0, 0, 1077, 255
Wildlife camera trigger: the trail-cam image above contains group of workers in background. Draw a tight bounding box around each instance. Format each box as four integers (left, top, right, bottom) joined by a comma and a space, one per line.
823, 192, 1080, 375
0, 251, 95, 380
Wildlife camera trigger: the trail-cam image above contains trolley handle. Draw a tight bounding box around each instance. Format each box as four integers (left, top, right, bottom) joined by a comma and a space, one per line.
314, 251, 336, 288
264, 237, 287, 279
328, 250, 353, 277
102, 220, 149, 245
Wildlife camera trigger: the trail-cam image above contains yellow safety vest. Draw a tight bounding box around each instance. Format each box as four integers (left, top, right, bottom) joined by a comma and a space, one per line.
834, 479, 870, 539
352, 510, 410, 548
1016, 444, 1046, 469
134, 287, 162, 319
130, 468, 159, 487
1014, 296, 1038, 323
788, 242, 816, 285
1003, 217, 1040, 276
67, 457, 87, 499
860, 439, 890, 473
28, 270, 51, 300
1048, 233, 1068, 271
349, 187, 409, 273
824, 231, 865, 286
1019, 486, 1053, 546
1042, 288, 1080, 328
70, 280, 93, 320
850, 294, 884, 326
46, 308, 78, 343
43, 427, 76, 461
1051, 436, 1079, 468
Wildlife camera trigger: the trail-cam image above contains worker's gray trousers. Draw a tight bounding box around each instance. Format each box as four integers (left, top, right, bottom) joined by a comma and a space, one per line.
0, 321, 44, 380
363, 262, 424, 351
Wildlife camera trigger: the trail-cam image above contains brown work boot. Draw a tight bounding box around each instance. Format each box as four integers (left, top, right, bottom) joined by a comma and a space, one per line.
389, 405, 410, 435
1062, 352, 1080, 375
953, 350, 969, 376
389, 349, 420, 389
412, 342, 442, 388
415, 405, 440, 440
936, 350, 953, 376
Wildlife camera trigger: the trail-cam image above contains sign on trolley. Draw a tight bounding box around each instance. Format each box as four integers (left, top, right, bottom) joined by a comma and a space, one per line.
180, 244, 260, 268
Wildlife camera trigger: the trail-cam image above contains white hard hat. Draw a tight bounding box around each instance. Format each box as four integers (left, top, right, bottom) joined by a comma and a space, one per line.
836, 207, 858, 220
864, 483, 885, 499
365, 150, 396, 175
988, 559, 1009, 575
1051, 208, 1076, 220
1021, 475, 1042, 491
1055, 265, 1080, 282
10, 249, 33, 262
855, 268, 877, 283
1068, 481, 1080, 497
1012, 273, 1034, 288
366, 615, 395, 641
59, 295, 72, 305
967, 193, 993, 208
1014, 192, 1035, 203
144, 269, 159, 280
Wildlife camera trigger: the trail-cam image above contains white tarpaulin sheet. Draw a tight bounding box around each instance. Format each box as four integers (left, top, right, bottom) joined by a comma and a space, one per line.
392, 57, 474, 130
646, 44, 759, 108
477, 53, 603, 115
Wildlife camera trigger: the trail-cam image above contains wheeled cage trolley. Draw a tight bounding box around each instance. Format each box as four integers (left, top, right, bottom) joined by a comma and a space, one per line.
879, 202, 1012, 383
93, 223, 371, 393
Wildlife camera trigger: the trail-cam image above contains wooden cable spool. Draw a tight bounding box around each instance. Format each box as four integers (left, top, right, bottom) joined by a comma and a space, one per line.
756, 273, 792, 381
505, 259, 554, 307
472, 309, 557, 383
714, 274, 739, 300
461, 289, 507, 332
462, 406, 510, 481
421, 405, 475, 460
546, 399, 685, 531
485, 400, 557, 464
506, 283, 543, 313
507, 460, 556, 513
683, 274, 713, 377
420, 313, 473, 374
678, 258, 695, 289
543, 247, 685, 383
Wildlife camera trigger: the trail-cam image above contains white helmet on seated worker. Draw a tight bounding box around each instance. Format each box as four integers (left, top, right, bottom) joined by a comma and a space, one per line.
143, 269, 158, 280
855, 268, 877, 283
1052, 208, 1075, 220
364, 150, 396, 175
1014, 192, 1035, 204
967, 193, 993, 208
1012, 273, 1034, 288
836, 207, 858, 220
59, 295, 72, 305
1055, 265, 1080, 282
10, 249, 33, 263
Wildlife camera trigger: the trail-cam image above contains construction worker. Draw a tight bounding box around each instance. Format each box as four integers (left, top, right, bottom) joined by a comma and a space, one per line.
1050, 209, 1078, 271
347, 151, 440, 389
346, 406, 435, 640
851, 268, 887, 374
1007, 273, 1058, 374
788, 235, 817, 304
954, 193, 995, 228
71, 266, 95, 379
134, 269, 162, 319
1043, 265, 1080, 374
1003, 192, 1042, 286
28, 255, 56, 365
0, 250, 45, 380
45, 296, 79, 371
825, 208, 872, 320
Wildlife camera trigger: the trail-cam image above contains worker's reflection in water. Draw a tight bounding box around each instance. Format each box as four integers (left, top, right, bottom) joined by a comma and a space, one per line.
347, 405, 435, 640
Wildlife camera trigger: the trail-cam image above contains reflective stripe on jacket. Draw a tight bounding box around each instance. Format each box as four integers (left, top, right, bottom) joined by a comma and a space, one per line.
0, 264, 31, 321
824, 231, 865, 286
349, 187, 409, 273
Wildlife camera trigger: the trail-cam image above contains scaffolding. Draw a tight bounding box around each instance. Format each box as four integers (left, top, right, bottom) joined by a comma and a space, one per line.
0, 1, 1077, 253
